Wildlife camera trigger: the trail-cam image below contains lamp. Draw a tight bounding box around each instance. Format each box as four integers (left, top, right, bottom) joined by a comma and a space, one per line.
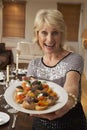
81, 29, 87, 49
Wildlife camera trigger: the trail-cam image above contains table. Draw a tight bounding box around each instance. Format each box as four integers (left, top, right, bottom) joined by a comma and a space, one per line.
0, 76, 33, 130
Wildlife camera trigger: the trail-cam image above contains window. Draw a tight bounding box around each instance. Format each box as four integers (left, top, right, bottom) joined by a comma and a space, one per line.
2, 1, 26, 38
57, 3, 81, 41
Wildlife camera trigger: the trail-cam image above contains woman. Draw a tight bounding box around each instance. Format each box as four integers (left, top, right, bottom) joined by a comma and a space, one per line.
27, 9, 86, 130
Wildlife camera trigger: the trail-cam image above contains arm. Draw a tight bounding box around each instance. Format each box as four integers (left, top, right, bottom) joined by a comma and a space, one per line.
54, 71, 80, 117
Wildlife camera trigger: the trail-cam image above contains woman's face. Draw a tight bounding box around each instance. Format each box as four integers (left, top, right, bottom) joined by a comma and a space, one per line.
38, 24, 62, 54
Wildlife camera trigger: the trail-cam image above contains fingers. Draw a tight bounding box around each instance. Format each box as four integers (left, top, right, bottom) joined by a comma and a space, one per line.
30, 113, 58, 120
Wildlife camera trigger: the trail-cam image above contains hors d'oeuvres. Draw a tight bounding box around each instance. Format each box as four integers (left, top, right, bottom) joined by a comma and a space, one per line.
14, 77, 59, 111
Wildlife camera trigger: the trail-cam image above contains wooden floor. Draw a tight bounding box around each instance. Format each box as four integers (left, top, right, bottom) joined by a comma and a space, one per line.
81, 74, 87, 118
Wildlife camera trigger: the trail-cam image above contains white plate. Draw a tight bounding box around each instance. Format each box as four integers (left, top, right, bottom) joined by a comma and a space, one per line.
4, 80, 68, 114
0, 112, 10, 125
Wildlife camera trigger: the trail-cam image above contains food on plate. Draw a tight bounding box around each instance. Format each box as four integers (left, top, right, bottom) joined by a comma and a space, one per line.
14, 77, 59, 110
14, 85, 26, 103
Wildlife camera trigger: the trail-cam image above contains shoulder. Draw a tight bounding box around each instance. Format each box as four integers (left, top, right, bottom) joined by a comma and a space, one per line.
65, 52, 84, 74
68, 52, 84, 64
29, 57, 42, 65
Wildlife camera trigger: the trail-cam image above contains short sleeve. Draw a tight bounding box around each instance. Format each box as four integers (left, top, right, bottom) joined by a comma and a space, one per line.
66, 53, 84, 74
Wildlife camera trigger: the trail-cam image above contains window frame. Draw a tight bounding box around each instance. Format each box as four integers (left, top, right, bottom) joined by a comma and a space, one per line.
2, 1, 26, 38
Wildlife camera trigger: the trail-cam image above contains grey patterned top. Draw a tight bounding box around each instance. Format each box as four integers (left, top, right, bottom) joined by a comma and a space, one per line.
27, 52, 84, 99
27, 52, 83, 85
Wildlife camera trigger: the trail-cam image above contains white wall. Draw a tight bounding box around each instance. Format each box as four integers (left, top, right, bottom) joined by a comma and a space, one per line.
25, 1, 57, 41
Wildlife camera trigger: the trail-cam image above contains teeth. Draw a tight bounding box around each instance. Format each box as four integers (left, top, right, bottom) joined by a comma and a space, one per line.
45, 44, 54, 47
47, 45, 52, 47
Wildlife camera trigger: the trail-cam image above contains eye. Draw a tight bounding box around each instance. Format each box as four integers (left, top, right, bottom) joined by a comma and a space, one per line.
52, 31, 59, 36
41, 31, 47, 36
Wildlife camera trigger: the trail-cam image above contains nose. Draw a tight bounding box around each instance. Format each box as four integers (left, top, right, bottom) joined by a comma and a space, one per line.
47, 33, 53, 43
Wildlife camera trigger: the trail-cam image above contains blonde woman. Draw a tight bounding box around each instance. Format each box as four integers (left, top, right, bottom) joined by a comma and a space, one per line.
27, 9, 86, 130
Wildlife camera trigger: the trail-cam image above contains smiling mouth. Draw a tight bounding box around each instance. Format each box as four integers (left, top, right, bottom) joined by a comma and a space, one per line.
44, 43, 55, 48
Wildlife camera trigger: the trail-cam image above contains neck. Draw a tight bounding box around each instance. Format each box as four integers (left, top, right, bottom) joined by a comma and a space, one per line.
44, 48, 64, 60
43, 49, 65, 66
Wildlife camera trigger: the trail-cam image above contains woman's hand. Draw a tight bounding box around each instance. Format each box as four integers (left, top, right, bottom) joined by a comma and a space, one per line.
30, 100, 72, 120
30, 108, 68, 120
30, 93, 77, 120
30, 112, 56, 120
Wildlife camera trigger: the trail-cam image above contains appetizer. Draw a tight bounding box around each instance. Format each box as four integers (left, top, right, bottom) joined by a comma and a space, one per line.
14, 77, 59, 111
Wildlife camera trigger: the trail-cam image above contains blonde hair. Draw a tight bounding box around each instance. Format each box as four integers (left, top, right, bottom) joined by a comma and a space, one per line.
33, 9, 67, 47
